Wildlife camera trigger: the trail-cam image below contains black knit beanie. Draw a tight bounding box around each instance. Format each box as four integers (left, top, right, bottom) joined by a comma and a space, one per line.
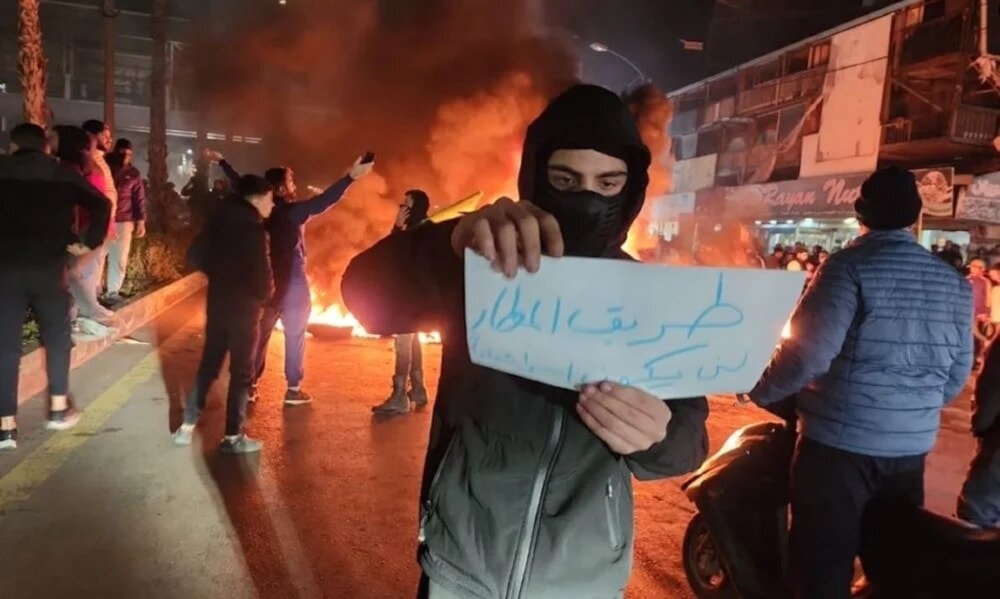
855, 166, 922, 230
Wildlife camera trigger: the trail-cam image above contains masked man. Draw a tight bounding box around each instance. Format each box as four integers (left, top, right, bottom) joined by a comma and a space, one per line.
343, 85, 709, 599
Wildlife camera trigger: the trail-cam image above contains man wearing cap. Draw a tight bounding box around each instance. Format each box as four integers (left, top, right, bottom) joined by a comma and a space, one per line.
747, 166, 974, 598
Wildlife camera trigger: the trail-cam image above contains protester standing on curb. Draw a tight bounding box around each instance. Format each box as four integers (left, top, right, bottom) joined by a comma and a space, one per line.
104, 138, 147, 305
0, 123, 111, 450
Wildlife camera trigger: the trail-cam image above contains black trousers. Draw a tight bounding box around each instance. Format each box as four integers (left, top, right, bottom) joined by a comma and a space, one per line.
789, 437, 925, 599
186, 305, 260, 436
0, 263, 72, 418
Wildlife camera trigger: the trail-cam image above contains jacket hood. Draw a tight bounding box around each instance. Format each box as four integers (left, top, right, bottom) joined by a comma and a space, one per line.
516, 84, 651, 247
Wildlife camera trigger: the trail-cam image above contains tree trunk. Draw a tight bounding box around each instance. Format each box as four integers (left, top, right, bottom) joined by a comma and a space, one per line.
17, 0, 49, 127
148, 0, 169, 233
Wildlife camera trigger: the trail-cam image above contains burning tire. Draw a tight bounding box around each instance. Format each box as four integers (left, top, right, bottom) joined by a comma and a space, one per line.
683, 513, 737, 599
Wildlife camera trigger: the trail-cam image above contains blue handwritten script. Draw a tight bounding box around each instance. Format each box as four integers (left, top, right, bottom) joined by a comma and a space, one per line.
463, 250, 805, 399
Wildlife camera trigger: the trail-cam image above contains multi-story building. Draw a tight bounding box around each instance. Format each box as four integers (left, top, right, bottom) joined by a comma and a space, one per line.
661, 0, 1000, 253
0, 0, 263, 183
708, 0, 893, 74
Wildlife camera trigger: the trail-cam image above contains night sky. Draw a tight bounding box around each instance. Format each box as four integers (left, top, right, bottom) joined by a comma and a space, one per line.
561, 0, 715, 92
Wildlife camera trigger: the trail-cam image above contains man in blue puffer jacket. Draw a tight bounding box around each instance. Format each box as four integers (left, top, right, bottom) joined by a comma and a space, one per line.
749, 166, 974, 599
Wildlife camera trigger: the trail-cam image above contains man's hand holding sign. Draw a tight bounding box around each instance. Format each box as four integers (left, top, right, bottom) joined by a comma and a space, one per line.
453, 192, 804, 454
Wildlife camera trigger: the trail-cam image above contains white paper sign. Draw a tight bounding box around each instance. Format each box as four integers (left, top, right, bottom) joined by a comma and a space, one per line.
464, 250, 805, 399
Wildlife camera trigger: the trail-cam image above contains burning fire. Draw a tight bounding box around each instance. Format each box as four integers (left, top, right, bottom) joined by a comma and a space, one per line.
277, 294, 441, 344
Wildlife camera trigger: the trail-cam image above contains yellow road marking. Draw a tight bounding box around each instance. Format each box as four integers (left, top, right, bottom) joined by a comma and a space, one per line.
0, 327, 188, 510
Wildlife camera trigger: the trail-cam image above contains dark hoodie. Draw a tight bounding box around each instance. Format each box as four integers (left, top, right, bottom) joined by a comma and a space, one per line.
192, 195, 273, 315
0, 149, 111, 268
342, 85, 708, 599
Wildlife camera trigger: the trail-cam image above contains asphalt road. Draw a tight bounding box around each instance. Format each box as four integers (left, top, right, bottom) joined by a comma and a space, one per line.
0, 291, 977, 599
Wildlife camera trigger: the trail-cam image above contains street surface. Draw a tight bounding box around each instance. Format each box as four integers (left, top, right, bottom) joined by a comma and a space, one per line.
0, 291, 976, 599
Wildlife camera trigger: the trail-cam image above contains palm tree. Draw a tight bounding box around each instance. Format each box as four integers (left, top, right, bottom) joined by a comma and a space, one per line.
17, 0, 50, 127
148, 0, 169, 232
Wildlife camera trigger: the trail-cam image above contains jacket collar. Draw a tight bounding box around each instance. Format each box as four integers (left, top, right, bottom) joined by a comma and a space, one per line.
853, 229, 916, 247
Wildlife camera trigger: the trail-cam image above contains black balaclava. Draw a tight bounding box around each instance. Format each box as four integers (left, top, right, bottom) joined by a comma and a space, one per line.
517, 84, 651, 258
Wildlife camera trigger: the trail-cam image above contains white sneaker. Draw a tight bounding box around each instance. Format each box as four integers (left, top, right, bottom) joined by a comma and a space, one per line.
77, 317, 114, 339
173, 424, 195, 446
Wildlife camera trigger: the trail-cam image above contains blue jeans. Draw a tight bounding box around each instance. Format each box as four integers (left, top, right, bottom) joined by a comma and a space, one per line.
254, 278, 310, 388
68, 247, 108, 320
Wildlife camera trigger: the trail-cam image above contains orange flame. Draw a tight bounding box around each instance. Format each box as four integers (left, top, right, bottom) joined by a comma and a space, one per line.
276, 291, 441, 344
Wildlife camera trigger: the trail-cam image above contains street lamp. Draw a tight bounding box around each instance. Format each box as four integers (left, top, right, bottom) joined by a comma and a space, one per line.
589, 42, 648, 89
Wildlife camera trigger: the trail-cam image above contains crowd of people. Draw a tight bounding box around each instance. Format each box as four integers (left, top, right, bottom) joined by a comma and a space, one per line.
0, 119, 154, 447
1, 82, 998, 599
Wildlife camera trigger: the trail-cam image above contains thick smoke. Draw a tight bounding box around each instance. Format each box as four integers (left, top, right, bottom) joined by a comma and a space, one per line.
624, 84, 673, 258
188, 0, 577, 306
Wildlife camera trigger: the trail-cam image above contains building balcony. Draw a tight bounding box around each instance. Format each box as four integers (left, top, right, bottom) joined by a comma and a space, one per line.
897, 11, 972, 68
879, 104, 1000, 164
737, 69, 825, 115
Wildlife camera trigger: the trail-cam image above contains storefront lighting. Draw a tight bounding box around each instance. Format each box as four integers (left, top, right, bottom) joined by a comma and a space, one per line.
754, 220, 762, 225
843, 217, 858, 225
785, 220, 794, 224
801, 218, 816, 227
769, 220, 777, 225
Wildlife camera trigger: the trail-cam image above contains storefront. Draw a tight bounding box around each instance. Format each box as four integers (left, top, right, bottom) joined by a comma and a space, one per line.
685, 167, 955, 254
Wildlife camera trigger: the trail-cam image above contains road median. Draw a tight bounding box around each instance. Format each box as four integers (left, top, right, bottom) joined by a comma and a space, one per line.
17, 273, 206, 405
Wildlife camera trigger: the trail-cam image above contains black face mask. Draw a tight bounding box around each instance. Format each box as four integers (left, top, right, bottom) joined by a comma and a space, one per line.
534, 187, 627, 258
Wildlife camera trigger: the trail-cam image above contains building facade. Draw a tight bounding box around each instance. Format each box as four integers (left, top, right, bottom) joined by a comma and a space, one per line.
662, 0, 1000, 254
0, 0, 263, 184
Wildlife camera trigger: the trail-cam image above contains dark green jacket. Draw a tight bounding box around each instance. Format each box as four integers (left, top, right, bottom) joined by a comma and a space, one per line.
343, 220, 709, 599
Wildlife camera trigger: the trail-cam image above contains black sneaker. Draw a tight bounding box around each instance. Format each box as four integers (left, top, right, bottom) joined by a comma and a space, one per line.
47, 405, 82, 431
284, 389, 313, 406
0, 429, 16, 451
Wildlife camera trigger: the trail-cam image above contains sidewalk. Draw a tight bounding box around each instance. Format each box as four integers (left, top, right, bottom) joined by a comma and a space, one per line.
0, 293, 257, 599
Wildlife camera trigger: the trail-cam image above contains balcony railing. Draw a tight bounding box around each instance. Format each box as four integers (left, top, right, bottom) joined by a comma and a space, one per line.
898, 11, 971, 66
737, 69, 825, 114
881, 105, 1000, 146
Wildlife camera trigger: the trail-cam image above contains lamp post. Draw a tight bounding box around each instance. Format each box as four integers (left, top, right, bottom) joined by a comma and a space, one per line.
589, 42, 648, 89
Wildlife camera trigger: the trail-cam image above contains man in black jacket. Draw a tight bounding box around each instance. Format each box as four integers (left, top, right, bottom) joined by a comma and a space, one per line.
173, 175, 275, 454
958, 340, 1000, 528
343, 85, 709, 599
0, 123, 111, 450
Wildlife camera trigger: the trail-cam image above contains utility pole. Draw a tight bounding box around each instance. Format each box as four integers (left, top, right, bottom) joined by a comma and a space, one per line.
101, 0, 118, 130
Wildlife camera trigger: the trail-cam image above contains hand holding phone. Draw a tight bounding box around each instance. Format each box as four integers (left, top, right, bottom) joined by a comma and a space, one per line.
349, 152, 376, 179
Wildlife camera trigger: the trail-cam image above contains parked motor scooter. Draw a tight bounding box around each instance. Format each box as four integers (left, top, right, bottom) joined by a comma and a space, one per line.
680, 405, 1000, 599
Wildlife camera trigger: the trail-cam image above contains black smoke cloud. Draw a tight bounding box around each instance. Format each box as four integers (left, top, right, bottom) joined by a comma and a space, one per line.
188, 0, 578, 307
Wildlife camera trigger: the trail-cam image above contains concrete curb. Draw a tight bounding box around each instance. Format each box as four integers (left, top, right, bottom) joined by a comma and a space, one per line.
17, 273, 206, 405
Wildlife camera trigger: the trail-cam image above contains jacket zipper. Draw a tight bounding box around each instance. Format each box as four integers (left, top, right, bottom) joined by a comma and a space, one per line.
507, 408, 565, 599
419, 435, 458, 543
605, 479, 621, 549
